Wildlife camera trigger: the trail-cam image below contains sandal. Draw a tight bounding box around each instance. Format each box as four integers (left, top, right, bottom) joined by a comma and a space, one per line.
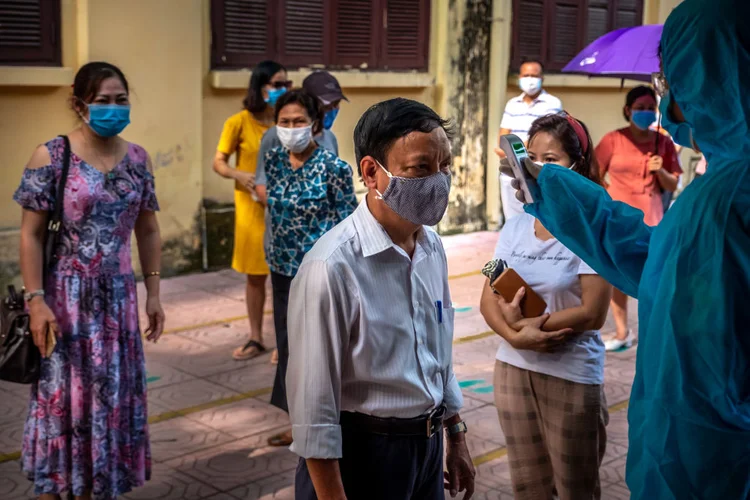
267, 430, 293, 447
232, 339, 267, 361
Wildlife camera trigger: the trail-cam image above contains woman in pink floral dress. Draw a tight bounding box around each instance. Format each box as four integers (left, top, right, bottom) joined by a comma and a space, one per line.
14, 62, 165, 500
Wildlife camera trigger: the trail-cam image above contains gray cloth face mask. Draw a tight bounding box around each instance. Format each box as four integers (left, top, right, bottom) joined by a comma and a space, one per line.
375, 161, 451, 226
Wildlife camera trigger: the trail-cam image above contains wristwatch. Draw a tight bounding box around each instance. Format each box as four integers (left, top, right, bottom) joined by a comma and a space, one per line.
445, 421, 468, 436
24, 289, 45, 303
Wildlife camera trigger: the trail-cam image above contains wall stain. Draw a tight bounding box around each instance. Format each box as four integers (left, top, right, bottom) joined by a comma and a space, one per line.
152, 138, 194, 172
159, 205, 203, 277
440, 0, 492, 235
203, 199, 235, 270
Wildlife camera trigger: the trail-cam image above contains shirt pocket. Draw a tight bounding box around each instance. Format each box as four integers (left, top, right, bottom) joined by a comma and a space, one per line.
437, 303, 456, 368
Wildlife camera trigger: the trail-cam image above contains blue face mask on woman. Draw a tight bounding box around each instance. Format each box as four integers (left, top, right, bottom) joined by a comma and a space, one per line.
265, 87, 287, 106
322, 108, 339, 130
84, 104, 131, 137
659, 92, 694, 149
631, 110, 657, 131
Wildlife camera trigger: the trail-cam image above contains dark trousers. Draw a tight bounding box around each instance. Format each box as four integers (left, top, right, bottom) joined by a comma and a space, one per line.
295, 423, 445, 500
661, 188, 673, 214
270, 272, 293, 413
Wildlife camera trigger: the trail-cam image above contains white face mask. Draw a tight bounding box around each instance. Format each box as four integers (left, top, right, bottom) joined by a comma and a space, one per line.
519, 77, 542, 96
277, 125, 313, 153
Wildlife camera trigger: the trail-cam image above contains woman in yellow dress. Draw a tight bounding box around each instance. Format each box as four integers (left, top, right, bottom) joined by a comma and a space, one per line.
213, 60, 292, 360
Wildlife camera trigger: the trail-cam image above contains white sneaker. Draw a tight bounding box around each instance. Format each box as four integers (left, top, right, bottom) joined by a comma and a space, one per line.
604, 331, 633, 351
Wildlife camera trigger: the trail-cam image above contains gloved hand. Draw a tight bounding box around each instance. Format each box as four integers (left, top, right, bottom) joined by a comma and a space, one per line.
509, 158, 543, 204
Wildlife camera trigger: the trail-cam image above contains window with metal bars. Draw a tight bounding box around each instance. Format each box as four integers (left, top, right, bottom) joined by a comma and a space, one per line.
0, 0, 61, 66
210, 0, 430, 71
511, 0, 643, 72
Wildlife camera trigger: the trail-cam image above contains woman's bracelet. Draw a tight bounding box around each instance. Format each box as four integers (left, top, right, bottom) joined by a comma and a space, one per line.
145, 271, 161, 279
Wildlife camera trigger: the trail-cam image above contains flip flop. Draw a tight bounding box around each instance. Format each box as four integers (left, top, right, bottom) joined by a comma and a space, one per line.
232, 339, 267, 361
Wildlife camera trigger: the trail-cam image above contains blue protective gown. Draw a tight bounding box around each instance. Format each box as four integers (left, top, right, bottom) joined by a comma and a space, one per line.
524, 1, 750, 498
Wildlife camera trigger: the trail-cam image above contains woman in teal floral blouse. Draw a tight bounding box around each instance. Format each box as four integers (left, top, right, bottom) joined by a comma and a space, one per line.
255, 89, 356, 446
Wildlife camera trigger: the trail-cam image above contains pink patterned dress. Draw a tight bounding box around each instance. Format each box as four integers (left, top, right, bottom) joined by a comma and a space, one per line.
13, 137, 158, 498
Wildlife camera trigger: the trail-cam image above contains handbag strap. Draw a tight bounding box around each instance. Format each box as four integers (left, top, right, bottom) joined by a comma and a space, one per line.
48, 135, 71, 233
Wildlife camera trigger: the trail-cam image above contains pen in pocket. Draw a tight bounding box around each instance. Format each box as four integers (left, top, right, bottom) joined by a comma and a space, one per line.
436, 300, 443, 323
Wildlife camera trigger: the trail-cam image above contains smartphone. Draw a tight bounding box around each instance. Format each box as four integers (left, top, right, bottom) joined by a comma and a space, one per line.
499, 134, 537, 204
491, 268, 548, 318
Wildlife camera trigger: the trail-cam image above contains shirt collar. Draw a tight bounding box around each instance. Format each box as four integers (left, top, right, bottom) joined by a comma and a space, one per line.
352, 198, 434, 259
514, 89, 549, 104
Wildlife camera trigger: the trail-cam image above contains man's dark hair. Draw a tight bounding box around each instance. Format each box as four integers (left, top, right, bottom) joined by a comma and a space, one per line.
353, 98, 453, 176
520, 57, 545, 73
244, 60, 286, 113
623, 85, 656, 121
274, 89, 323, 135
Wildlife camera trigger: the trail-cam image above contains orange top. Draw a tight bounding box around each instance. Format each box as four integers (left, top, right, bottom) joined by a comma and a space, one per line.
596, 128, 682, 226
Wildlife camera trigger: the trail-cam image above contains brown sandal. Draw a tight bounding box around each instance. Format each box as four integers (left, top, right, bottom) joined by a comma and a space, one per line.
232, 340, 266, 361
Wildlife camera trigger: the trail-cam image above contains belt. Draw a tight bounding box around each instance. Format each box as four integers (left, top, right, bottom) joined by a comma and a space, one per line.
340, 405, 447, 438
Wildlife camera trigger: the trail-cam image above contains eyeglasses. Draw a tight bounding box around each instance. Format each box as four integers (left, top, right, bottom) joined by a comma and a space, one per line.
651, 71, 669, 98
269, 80, 293, 89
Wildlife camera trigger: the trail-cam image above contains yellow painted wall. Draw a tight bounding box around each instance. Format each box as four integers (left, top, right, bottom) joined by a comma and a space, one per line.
485, 0, 684, 225
202, 0, 447, 204
0, 0, 77, 230
0, 0, 685, 284
202, 86, 436, 204
0, 0, 205, 282
83, 0, 204, 244
525, 85, 634, 149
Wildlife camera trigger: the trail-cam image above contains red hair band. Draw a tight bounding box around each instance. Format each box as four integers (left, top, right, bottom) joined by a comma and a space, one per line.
563, 111, 589, 155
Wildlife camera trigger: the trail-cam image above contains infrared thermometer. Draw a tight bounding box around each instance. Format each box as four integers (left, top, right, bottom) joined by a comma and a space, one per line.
499, 134, 537, 204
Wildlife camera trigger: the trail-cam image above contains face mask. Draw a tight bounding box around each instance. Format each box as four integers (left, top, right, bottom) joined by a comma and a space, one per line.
375, 161, 451, 227
631, 110, 657, 131
659, 92, 694, 149
519, 77, 542, 96
83, 104, 130, 137
265, 87, 287, 106
277, 125, 313, 153
322, 108, 339, 130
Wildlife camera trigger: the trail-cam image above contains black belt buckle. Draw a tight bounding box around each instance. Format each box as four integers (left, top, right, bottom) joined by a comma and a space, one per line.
425, 405, 446, 438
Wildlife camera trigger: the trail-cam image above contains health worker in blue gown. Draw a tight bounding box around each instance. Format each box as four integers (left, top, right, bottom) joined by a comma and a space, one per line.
508, 0, 750, 498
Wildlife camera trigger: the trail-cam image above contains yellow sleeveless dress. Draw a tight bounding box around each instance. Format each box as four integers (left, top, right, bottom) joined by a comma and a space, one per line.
217, 110, 270, 275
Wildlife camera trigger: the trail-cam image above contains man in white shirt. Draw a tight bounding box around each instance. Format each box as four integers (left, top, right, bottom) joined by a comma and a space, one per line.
495, 59, 562, 222
287, 98, 475, 500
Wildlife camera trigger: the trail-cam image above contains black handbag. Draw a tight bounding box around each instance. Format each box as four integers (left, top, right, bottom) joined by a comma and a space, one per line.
0, 135, 71, 384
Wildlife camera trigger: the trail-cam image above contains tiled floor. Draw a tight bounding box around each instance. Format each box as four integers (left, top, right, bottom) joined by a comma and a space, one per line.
0, 231, 639, 499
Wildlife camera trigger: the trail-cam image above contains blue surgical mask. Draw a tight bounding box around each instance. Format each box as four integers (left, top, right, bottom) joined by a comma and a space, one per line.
84, 104, 131, 137
631, 110, 657, 131
659, 92, 694, 149
265, 87, 286, 106
322, 108, 339, 130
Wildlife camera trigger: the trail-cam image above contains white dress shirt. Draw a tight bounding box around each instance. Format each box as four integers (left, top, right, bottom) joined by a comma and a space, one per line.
500, 90, 563, 143
286, 198, 463, 459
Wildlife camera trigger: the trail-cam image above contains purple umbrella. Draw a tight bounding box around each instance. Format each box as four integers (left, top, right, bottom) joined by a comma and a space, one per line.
563, 24, 663, 82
